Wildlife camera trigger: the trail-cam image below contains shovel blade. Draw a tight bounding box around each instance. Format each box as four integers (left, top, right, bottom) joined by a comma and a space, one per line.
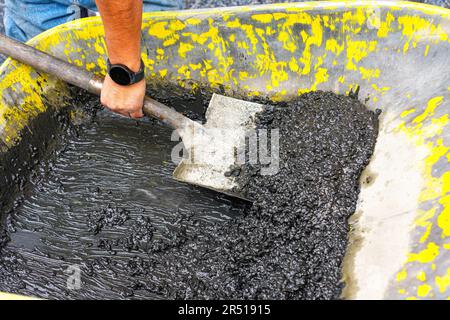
173, 93, 265, 200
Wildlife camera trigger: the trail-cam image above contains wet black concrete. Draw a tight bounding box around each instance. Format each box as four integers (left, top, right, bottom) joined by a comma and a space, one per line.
236, 91, 380, 298
0, 89, 378, 299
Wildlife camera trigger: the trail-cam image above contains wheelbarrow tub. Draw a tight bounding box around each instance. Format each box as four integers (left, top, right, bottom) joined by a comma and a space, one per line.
0, 1, 449, 299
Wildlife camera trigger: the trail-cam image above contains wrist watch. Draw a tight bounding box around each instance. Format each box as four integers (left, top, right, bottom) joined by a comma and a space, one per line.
106, 59, 145, 86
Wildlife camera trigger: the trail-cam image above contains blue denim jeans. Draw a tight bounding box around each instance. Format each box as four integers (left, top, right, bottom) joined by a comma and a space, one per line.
4, 0, 184, 42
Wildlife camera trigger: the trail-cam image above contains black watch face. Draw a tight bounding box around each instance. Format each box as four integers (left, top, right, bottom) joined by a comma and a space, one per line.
109, 66, 132, 85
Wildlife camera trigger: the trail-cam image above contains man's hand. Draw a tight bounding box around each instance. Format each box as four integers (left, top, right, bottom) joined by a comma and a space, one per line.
96, 0, 144, 118
101, 74, 145, 118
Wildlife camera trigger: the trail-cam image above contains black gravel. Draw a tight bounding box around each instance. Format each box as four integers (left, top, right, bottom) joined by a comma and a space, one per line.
185, 0, 290, 8
184, 0, 449, 10
235, 91, 380, 298
87, 205, 131, 235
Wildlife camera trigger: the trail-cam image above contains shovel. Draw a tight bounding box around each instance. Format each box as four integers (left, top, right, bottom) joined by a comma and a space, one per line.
0, 34, 266, 200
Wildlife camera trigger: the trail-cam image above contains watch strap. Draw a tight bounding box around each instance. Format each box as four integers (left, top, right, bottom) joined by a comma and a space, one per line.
106, 59, 145, 85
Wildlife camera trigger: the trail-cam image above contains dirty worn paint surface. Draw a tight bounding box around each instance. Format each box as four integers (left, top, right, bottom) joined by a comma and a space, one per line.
0, 1, 449, 299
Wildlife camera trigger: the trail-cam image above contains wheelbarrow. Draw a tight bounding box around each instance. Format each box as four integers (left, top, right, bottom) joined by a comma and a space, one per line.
0, 1, 449, 300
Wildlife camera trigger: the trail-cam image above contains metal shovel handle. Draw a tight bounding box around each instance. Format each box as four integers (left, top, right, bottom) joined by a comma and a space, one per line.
0, 34, 190, 130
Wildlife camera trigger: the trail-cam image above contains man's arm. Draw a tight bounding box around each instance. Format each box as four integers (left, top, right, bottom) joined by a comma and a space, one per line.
96, 0, 145, 118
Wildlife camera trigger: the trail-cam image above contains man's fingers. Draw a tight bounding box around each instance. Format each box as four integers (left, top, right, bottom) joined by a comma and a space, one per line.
100, 75, 146, 119
101, 100, 143, 119
129, 110, 144, 119
116, 110, 131, 118
114, 107, 143, 118
105, 105, 130, 118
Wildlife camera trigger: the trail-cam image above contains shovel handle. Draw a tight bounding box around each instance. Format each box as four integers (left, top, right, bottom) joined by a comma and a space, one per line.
0, 34, 190, 129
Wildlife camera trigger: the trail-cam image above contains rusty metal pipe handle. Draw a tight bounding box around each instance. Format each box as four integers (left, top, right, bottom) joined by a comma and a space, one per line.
0, 34, 190, 130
